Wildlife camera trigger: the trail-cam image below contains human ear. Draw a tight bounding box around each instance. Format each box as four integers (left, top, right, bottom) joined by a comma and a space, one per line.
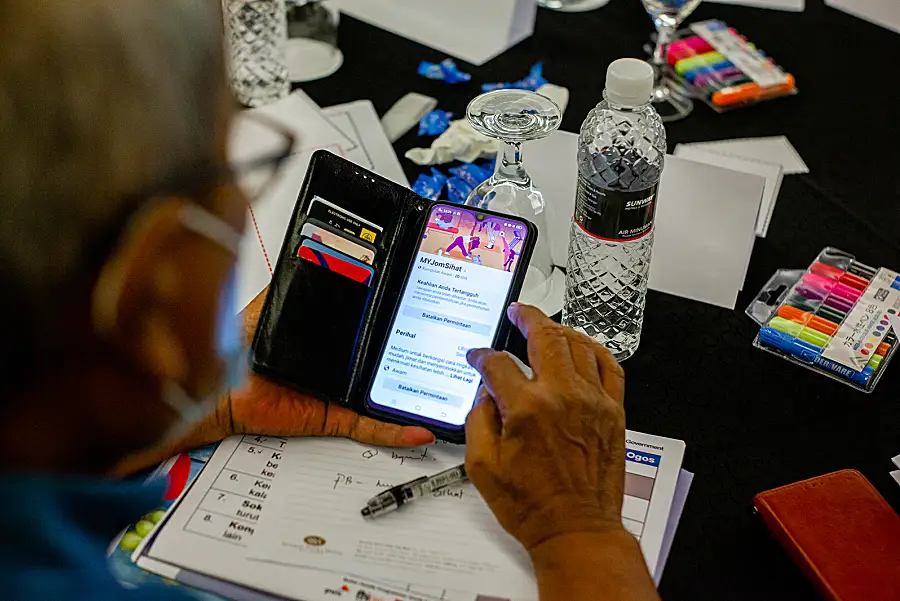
91, 199, 192, 386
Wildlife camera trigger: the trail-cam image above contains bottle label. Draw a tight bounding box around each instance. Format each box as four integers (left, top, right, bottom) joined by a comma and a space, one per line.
574, 175, 660, 242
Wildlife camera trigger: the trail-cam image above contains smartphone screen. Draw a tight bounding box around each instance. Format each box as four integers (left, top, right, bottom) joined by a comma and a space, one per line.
368, 204, 530, 428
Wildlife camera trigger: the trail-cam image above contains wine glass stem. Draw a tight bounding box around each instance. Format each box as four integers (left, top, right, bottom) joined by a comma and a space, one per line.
652, 25, 674, 66
495, 141, 529, 186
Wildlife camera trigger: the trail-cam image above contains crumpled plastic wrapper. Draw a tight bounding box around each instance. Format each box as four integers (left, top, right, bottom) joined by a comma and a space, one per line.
418, 110, 453, 136
482, 62, 548, 93
418, 59, 472, 84
405, 84, 570, 166
412, 167, 449, 200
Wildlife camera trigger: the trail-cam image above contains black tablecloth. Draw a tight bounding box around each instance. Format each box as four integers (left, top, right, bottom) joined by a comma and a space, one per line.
299, 2, 900, 599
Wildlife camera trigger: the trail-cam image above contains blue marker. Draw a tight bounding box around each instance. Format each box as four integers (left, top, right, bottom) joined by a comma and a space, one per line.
760, 327, 875, 386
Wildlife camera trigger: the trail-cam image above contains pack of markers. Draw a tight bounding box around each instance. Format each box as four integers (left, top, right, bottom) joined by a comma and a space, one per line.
746, 248, 900, 393
668, 20, 797, 112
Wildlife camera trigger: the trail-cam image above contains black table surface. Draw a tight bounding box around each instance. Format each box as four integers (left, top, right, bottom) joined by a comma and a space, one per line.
298, 2, 900, 599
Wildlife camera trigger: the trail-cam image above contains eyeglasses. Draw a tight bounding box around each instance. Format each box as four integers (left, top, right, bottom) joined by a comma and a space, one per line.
130, 111, 297, 205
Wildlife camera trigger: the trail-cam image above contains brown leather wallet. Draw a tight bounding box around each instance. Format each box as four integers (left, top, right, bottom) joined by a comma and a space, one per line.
753, 469, 900, 601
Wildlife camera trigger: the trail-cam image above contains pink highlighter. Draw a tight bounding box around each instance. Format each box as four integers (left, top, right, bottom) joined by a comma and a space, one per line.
667, 29, 740, 66
801, 273, 863, 302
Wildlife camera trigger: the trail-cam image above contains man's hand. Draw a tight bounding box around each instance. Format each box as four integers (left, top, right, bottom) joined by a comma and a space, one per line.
465, 302, 627, 551
465, 304, 659, 601
114, 289, 433, 476
226, 289, 434, 448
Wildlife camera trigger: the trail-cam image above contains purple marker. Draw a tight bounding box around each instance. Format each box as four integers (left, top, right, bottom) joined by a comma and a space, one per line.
825, 294, 854, 313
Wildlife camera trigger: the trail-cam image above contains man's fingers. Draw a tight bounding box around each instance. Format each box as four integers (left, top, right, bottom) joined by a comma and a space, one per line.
466, 348, 529, 418
465, 388, 501, 472
240, 286, 269, 345
324, 404, 435, 447
507, 303, 574, 378
592, 342, 625, 404
563, 329, 603, 387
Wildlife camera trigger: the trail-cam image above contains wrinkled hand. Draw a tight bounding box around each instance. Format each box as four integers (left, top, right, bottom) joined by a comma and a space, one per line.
464, 303, 627, 552
225, 289, 434, 448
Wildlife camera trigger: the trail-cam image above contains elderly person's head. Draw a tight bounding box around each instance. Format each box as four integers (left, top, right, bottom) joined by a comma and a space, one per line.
0, 0, 255, 470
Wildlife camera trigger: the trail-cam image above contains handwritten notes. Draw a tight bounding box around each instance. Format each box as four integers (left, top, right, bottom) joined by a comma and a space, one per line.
249, 437, 536, 600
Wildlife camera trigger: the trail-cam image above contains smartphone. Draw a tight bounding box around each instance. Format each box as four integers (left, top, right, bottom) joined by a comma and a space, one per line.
365, 203, 535, 440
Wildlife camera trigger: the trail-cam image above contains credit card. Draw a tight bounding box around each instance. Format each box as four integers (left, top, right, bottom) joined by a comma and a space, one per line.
308, 196, 382, 246
298, 239, 374, 286
300, 220, 376, 265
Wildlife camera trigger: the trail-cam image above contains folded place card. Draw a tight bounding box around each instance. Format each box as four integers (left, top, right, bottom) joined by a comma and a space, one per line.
332, 0, 537, 66
527, 131, 765, 310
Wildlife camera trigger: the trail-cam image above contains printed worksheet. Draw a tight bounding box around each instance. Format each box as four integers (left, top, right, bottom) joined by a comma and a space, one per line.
141, 432, 684, 601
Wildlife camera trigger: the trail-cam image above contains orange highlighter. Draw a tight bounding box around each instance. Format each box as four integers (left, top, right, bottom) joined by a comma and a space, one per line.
712, 73, 796, 108
777, 305, 892, 358
777, 305, 839, 337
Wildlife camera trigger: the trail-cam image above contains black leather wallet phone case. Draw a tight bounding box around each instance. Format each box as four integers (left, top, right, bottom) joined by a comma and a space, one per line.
250, 151, 535, 442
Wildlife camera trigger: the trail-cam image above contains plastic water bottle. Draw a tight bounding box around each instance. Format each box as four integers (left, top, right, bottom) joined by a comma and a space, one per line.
563, 59, 666, 361
223, 0, 290, 107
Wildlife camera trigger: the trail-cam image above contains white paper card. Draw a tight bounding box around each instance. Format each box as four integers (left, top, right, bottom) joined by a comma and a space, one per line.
675, 144, 784, 237
332, 0, 536, 65
893, 454, 900, 469
528, 132, 764, 309
892, 470, 900, 487
322, 100, 410, 187
654, 469, 694, 585
703, 0, 804, 12
678, 136, 809, 174
231, 93, 353, 310
826, 0, 900, 35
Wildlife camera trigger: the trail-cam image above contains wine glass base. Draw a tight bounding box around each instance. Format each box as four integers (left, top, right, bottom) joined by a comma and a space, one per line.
537, 0, 611, 11
286, 42, 343, 82
652, 84, 694, 122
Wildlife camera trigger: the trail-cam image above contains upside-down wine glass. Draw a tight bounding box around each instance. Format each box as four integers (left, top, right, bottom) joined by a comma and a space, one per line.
464, 90, 561, 308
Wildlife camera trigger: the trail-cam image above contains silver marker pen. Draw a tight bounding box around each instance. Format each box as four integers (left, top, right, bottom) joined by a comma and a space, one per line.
360, 463, 468, 518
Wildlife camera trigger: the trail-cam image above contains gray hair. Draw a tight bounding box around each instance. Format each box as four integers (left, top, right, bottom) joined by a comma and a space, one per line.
0, 0, 227, 389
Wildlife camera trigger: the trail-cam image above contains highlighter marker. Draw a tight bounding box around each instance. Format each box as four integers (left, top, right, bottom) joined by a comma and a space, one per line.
675, 52, 727, 75
847, 261, 877, 279
712, 73, 796, 108
694, 69, 750, 90
768, 317, 829, 350
795, 284, 827, 303
666, 28, 740, 65
759, 326, 822, 362
867, 354, 884, 370
839, 272, 869, 291
760, 323, 876, 387
802, 273, 863, 302
786, 294, 821, 313
810, 262, 844, 281
814, 304, 847, 324
824, 294, 854, 313
777, 305, 839, 336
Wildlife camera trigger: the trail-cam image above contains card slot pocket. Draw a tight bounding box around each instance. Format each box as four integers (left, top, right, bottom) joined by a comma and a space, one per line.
252, 259, 372, 403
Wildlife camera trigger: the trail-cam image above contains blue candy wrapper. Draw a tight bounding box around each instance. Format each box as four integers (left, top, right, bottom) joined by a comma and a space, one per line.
418, 59, 472, 84
450, 162, 493, 189
418, 110, 453, 136
482, 62, 548, 93
412, 168, 449, 200
446, 177, 474, 205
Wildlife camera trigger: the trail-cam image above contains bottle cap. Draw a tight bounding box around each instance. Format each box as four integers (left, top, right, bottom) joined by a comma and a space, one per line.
605, 59, 654, 107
